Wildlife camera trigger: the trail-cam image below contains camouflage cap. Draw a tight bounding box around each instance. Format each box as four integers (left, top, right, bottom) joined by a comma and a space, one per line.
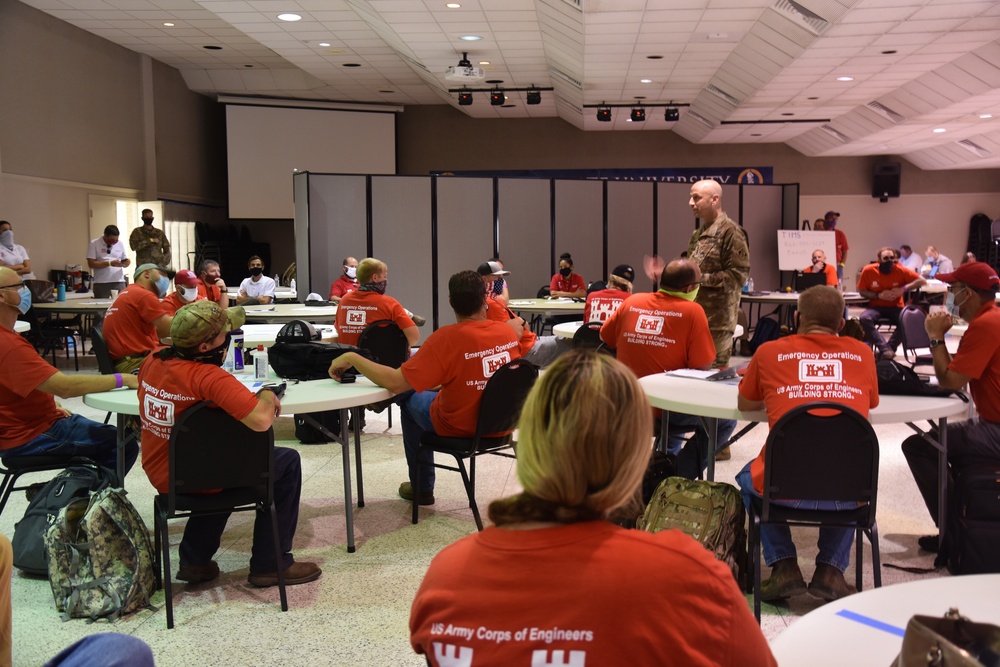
170, 301, 246, 349
134, 263, 174, 280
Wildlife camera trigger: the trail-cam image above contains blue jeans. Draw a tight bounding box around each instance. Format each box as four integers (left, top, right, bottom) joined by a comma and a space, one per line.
44, 634, 154, 667
736, 461, 855, 572
661, 414, 737, 479
178, 447, 301, 573
2, 414, 137, 483
398, 390, 437, 491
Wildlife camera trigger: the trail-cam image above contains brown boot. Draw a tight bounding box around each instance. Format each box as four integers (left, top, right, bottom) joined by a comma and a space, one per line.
808, 563, 857, 601
715, 447, 732, 461
760, 558, 806, 601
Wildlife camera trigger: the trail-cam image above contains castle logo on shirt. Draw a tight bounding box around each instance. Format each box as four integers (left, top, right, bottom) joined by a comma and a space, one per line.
799, 359, 842, 383
346, 310, 366, 326
482, 350, 511, 377
143, 395, 175, 426
635, 314, 663, 335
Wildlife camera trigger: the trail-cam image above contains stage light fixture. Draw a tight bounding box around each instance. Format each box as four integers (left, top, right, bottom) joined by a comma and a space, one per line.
458, 91, 473, 106
490, 90, 505, 106
596, 106, 612, 122
526, 90, 541, 105
664, 107, 679, 121
630, 107, 645, 122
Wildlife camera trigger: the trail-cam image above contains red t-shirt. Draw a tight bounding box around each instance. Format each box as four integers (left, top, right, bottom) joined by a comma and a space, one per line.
857, 263, 920, 308
335, 290, 415, 346
197, 282, 223, 305
550, 273, 586, 294
137, 354, 258, 493
803, 263, 838, 286
485, 295, 537, 356
584, 288, 628, 322
410, 521, 776, 667
103, 284, 168, 360
400, 320, 520, 437
738, 333, 879, 494
0, 327, 63, 450
949, 302, 1000, 422
329, 275, 359, 300
161, 291, 203, 315
599, 292, 716, 379
834, 228, 849, 263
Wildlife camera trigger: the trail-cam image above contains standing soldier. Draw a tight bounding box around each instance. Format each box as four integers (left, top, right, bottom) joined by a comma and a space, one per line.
129, 208, 172, 268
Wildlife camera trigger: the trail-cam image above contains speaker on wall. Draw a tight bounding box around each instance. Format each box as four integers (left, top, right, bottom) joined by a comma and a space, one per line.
872, 162, 901, 202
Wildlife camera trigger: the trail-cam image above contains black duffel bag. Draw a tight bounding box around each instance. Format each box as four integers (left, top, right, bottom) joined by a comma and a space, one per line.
268, 341, 366, 381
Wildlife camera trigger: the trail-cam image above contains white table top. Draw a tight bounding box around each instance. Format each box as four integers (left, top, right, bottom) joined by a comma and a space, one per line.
741, 291, 868, 305
228, 287, 298, 300
13, 320, 29, 333
83, 373, 391, 416
770, 574, 1000, 666
508, 297, 586, 314
241, 303, 337, 323
554, 320, 745, 340
240, 323, 337, 348
638, 373, 969, 424
34, 298, 113, 312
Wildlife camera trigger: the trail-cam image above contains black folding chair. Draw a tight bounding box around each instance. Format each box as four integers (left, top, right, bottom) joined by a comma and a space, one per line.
898, 305, 933, 370
357, 319, 411, 428
571, 320, 603, 350
413, 359, 538, 530
0, 456, 94, 518
747, 402, 881, 621
153, 402, 287, 629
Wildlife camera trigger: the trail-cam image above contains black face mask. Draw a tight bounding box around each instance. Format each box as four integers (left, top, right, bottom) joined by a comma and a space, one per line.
250, 267, 263, 276
142, 218, 153, 226
878, 260, 894, 275
360, 280, 387, 295
189, 332, 231, 366
559, 267, 572, 278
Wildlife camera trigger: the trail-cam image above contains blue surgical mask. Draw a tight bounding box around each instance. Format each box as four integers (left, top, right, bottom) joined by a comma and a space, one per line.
15, 285, 30, 315
155, 275, 171, 297
945, 289, 966, 318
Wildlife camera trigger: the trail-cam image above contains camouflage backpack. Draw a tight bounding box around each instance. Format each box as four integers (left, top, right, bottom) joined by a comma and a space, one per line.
636, 476, 748, 588
44, 487, 156, 621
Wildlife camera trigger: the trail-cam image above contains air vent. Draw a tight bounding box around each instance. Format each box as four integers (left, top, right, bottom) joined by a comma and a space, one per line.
687, 111, 716, 128
957, 139, 993, 158
772, 0, 829, 36
706, 84, 740, 107
866, 101, 904, 124
820, 124, 849, 143
550, 67, 583, 90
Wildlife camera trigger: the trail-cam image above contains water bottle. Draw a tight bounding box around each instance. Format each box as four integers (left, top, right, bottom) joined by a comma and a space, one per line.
231, 328, 244, 372
747, 277, 755, 293
57, 281, 66, 301
289, 278, 296, 293
274, 273, 280, 285
222, 339, 235, 373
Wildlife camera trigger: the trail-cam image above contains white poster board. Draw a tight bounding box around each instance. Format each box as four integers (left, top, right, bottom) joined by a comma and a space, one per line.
777, 230, 837, 271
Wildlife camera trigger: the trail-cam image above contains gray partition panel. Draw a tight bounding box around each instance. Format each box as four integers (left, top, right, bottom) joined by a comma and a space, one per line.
371, 176, 433, 343
306, 174, 367, 297
554, 180, 603, 289
607, 181, 654, 293
742, 185, 783, 292
293, 172, 311, 294
656, 183, 698, 268
498, 179, 551, 299
436, 177, 495, 326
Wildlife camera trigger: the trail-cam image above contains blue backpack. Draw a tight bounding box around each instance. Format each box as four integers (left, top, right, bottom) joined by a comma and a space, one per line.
747, 317, 781, 355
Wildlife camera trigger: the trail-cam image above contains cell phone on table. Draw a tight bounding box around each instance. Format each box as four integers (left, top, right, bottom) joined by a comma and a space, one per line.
259, 382, 286, 399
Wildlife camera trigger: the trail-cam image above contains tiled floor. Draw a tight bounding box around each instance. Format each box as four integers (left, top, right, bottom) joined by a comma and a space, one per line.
5, 354, 950, 666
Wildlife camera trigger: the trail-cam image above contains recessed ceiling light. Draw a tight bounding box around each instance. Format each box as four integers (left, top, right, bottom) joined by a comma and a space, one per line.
781, 112, 793, 116
244, 64, 253, 68
751, 133, 762, 137
647, 55, 663, 60
459, 35, 481, 41
479, 60, 490, 65
446, 2, 461, 7
933, 128, 946, 133
836, 76, 854, 82
318, 42, 330, 47
203, 45, 222, 50
343, 63, 361, 67
502, 104, 515, 108
979, 113, 993, 119
485, 79, 504, 84
882, 50, 897, 55
162, 22, 174, 26
640, 78, 653, 83
277, 13, 301, 21
634, 96, 646, 100
379, 90, 394, 93
807, 96, 819, 100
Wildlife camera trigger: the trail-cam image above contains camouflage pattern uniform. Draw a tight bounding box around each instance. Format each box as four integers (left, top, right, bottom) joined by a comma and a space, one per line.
129, 225, 171, 267
687, 212, 750, 367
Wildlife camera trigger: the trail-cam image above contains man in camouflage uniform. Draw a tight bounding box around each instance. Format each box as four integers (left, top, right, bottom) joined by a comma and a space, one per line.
686, 179, 750, 368
129, 209, 171, 268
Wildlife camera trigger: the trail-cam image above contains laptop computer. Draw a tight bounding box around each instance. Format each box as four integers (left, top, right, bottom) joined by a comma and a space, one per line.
793, 271, 827, 292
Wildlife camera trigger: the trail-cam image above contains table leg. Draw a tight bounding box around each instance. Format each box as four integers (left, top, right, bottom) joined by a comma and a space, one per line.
937, 417, 948, 546
706, 418, 718, 482
116, 414, 126, 487
353, 407, 364, 508
302, 410, 358, 554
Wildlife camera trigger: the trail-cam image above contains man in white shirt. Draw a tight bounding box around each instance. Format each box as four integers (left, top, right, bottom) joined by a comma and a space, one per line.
236, 255, 276, 305
898, 244, 922, 273
86, 225, 132, 298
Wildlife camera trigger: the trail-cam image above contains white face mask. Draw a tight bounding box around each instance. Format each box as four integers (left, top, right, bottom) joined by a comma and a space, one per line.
345, 266, 357, 279
180, 286, 199, 302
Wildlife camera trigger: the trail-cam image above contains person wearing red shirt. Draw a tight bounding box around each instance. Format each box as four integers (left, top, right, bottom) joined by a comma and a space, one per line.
102, 263, 174, 372
329, 271, 521, 505
583, 263, 634, 322
161, 269, 204, 315
600, 258, 736, 479
138, 300, 320, 588
824, 211, 849, 281
902, 263, 1000, 553
334, 257, 418, 347
803, 249, 838, 286
737, 286, 879, 602
410, 350, 775, 667
0, 267, 138, 477
856, 246, 926, 359
196, 259, 228, 308
328, 256, 359, 303
549, 253, 585, 297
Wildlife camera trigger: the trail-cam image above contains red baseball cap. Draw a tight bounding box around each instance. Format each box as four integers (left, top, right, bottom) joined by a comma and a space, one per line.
936, 262, 999, 291
174, 269, 202, 288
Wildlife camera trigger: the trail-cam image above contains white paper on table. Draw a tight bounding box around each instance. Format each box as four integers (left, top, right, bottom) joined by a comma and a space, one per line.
665, 368, 717, 379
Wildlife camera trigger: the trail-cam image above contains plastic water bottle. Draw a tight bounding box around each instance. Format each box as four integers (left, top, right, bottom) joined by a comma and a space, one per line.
289, 278, 296, 293
231, 328, 244, 372
222, 339, 235, 373
254, 344, 269, 381
57, 281, 66, 301
747, 277, 755, 293
274, 273, 280, 285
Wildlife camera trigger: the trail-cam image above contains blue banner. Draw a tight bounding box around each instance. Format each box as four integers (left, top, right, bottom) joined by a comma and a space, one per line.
432, 167, 772, 184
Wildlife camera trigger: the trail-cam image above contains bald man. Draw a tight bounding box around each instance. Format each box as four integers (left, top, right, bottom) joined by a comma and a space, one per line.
687, 180, 750, 368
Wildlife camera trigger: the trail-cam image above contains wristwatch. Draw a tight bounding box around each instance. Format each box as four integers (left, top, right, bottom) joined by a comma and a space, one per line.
929, 339, 944, 349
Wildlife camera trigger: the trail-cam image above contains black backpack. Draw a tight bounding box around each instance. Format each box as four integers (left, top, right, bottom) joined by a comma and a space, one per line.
747, 316, 781, 355
268, 342, 368, 381
12, 463, 116, 576
875, 359, 966, 400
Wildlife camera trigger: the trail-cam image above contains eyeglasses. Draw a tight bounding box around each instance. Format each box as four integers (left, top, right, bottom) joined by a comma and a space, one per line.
0, 281, 24, 290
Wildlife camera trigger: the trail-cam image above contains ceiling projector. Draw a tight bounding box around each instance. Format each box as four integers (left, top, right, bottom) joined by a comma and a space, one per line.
445, 52, 484, 82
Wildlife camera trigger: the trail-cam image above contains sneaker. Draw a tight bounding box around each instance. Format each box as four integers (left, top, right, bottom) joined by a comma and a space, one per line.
398, 481, 435, 506
760, 558, 807, 601
807, 563, 857, 602
411, 314, 427, 327
247, 561, 322, 588
917, 534, 940, 553
714, 447, 732, 461
365, 398, 395, 414
176, 560, 220, 584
